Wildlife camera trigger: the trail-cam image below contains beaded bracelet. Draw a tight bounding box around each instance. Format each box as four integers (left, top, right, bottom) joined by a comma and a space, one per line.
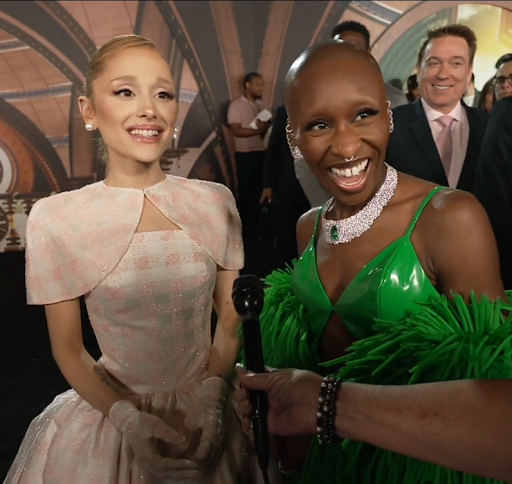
316, 375, 342, 444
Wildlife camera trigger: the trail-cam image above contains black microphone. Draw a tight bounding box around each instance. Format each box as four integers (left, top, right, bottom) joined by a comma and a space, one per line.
232, 274, 270, 484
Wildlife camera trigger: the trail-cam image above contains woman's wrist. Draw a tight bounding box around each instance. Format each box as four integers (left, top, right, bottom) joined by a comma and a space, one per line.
315, 375, 342, 443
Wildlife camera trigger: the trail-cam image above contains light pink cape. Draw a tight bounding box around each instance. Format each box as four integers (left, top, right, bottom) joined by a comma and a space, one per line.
25, 175, 244, 305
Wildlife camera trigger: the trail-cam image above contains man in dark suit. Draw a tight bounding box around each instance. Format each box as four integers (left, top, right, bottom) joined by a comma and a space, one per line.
474, 96, 512, 289
260, 105, 310, 271
387, 24, 488, 193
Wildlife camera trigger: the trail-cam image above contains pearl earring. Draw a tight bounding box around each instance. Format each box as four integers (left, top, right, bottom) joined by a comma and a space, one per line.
173, 126, 179, 140
85, 123, 94, 131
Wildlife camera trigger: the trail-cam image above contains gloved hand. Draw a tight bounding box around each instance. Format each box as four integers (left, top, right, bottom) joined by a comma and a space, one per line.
109, 400, 202, 480
184, 376, 229, 470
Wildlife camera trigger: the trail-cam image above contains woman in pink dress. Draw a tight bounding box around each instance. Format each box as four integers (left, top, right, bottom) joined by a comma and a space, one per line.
4, 34, 251, 484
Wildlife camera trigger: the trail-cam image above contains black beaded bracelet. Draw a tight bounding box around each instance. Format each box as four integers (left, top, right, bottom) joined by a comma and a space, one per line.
316, 375, 342, 444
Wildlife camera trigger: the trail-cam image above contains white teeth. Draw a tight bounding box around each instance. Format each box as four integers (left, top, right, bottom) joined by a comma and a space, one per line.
433, 85, 450, 90
129, 129, 159, 137
331, 159, 368, 178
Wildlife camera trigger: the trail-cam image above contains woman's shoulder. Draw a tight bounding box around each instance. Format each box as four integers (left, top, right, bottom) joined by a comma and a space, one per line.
398, 174, 485, 230
168, 175, 236, 204
296, 206, 322, 249
29, 182, 103, 222
425, 188, 486, 227
413, 186, 494, 257
297, 206, 322, 227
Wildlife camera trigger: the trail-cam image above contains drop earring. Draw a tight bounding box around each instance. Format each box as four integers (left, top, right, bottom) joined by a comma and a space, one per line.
386, 100, 394, 133
285, 120, 303, 161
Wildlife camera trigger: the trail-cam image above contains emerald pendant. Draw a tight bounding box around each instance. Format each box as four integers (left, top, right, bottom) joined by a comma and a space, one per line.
330, 225, 339, 242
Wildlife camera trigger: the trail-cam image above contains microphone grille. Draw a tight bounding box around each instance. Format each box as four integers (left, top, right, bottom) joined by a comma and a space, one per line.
232, 274, 264, 291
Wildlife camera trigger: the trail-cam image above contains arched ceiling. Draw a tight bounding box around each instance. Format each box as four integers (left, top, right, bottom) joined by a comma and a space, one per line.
0, 29, 71, 173
58, 1, 138, 47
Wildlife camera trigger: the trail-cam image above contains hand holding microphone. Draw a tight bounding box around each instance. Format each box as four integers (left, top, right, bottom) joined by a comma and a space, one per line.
232, 274, 270, 484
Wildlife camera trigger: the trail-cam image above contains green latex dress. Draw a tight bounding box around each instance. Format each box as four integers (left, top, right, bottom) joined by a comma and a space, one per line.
257, 187, 512, 484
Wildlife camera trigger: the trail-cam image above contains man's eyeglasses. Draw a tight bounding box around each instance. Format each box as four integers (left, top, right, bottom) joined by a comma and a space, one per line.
493, 74, 512, 87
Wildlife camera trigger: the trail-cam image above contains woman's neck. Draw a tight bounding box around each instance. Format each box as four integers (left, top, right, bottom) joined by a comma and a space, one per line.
103, 160, 166, 189
330, 164, 388, 219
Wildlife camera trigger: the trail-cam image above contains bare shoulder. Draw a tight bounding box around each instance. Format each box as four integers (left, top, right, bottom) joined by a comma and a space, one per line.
296, 207, 321, 254
418, 188, 504, 299
423, 188, 491, 233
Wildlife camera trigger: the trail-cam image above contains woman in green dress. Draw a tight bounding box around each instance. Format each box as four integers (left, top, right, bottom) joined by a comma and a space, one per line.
237, 41, 512, 483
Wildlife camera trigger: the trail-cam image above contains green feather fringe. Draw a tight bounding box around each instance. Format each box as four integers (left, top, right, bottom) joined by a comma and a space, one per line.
254, 264, 512, 483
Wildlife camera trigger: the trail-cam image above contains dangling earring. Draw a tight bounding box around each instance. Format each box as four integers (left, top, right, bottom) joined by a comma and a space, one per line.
173, 126, 181, 168
285, 120, 303, 161
386, 100, 394, 133
85, 123, 94, 131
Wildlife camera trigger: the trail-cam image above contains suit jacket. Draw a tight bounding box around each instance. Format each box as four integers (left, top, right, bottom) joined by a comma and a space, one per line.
386, 99, 488, 193
473, 89, 481, 108
385, 83, 408, 109
261, 105, 310, 266
474, 96, 512, 289
262, 105, 309, 208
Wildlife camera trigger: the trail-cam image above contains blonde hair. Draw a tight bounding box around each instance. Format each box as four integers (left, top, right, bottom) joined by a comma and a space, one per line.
84, 34, 158, 98
83, 35, 160, 163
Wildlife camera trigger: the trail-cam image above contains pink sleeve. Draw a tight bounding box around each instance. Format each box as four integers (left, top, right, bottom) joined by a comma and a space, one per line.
25, 197, 80, 305
222, 187, 244, 271
227, 100, 241, 126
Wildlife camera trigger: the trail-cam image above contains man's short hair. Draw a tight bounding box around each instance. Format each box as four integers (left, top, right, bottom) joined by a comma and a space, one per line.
495, 53, 512, 70
330, 21, 371, 50
407, 73, 418, 89
417, 24, 477, 67
243, 72, 262, 86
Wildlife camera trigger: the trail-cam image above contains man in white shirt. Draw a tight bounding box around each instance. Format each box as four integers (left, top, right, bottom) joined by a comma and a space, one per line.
463, 73, 481, 107
227, 72, 271, 234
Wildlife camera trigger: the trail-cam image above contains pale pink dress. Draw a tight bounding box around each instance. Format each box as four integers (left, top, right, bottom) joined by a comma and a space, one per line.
4, 176, 252, 484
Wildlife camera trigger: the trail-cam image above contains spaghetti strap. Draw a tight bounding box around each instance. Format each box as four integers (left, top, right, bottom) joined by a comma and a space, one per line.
312, 205, 324, 242
405, 187, 445, 238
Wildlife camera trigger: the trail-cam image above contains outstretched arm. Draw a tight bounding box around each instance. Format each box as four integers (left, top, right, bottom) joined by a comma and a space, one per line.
336, 379, 512, 480
237, 367, 512, 481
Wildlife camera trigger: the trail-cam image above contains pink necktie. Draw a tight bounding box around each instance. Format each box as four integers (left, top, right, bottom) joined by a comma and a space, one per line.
435, 115, 455, 176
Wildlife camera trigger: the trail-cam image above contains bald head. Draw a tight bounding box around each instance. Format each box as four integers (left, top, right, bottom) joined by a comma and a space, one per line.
285, 40, 384, 94
284, 40, 387, 123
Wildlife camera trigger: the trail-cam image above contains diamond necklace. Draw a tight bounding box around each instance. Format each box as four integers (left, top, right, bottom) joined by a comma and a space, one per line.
321, 163, 398, 245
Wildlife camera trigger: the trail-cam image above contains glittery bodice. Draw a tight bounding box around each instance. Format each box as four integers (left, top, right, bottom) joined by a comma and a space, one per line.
86, 229, 216, 394
291, 187, 442, 347
8, 181, 248, 484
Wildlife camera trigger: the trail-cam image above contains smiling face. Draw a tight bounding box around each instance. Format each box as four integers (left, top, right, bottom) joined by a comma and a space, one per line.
79, 46, 177, 167
285, 43, 389, 208
417, 35, 472, 114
